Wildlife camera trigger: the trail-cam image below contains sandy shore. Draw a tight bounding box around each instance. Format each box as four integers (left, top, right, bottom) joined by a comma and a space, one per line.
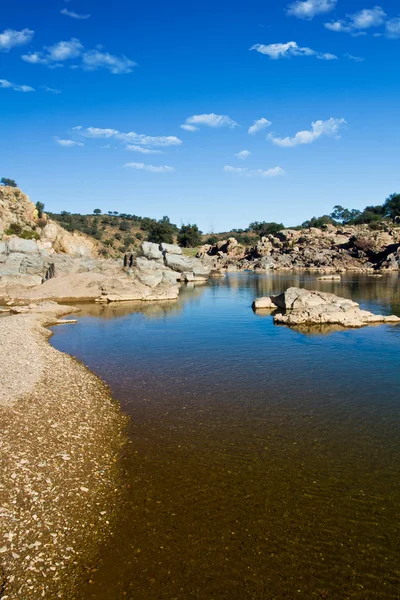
0, 303, 127, 599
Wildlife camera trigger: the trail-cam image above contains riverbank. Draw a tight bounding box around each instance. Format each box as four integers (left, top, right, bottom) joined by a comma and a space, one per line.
0, 303, 127, 599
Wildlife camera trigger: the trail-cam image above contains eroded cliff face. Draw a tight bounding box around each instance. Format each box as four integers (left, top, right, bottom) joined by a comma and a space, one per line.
0, 186, 96, 258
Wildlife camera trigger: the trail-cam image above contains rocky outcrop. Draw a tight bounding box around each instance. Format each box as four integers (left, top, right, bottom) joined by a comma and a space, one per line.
253, 287, 400, 328
138, 241, 211, 279
199, 225, 400, 273
0, 186, 96, 258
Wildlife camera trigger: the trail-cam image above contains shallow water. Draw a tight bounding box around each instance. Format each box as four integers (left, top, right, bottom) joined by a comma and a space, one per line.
50, 272, 400, 600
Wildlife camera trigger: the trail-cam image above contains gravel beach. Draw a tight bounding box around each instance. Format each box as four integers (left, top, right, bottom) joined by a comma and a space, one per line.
0, 303, 127, 599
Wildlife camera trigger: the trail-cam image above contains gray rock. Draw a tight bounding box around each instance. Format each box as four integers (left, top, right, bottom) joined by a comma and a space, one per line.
136, 271, 164, 288
136, 256, 168, 272
160, 243, 182, 255
253, 297, 275, 310
0, 242, 6, 256
7, 238, 39, 255
165, 253, 210, 275
142, 242, 163, 261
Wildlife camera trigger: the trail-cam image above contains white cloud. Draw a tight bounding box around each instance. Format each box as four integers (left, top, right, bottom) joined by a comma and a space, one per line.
126, 145, 164, 154
325, 6, 387, 33
224, 166, 247, 175
22, 39, 136, 74
41, 85, 62, 94
269, 117, 346, 147
248, 117, 272, 135
344, 53, 364, 62
60, 8, 90, 19
0, 28, 34, 52
73, 126, 183, 147
81, 50, 136, 74
180, 124, 198, 132
235, 150, 251, 160
250, 41, 337, 60
181, 113, 238, 130
55, 138, 84, 147
287, 0, 336, 19
224, 165, 285, 177
22, 38, 83, 65
386, 17, 400, 39
124, 162, 175, 173
0, 78, 35, 92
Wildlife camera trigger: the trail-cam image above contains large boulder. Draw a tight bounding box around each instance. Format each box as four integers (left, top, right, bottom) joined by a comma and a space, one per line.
164, 253, 210, 275
141, 242, 163, 261
161, 243, 182, 255
7, 238, 39, 255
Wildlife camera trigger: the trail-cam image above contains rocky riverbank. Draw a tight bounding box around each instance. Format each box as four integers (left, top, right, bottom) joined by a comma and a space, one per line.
198, 224, 400, 273
0, 303, 127, 599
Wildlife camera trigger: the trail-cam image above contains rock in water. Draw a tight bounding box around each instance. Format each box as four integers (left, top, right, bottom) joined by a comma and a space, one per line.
253, 287, 400, 328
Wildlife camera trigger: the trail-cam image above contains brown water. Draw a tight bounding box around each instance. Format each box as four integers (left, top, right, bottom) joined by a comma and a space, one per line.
50, 273, 400, 599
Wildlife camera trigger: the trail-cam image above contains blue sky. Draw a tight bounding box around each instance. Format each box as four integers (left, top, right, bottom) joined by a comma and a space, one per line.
1, 0, 399, 231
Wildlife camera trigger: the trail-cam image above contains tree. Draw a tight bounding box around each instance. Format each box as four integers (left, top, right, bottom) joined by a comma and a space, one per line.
35, 201, 45, 219
384, 193, 400, 220
302, 215, 335, 229
93, 208, 102, 215
249, 221, 285, 238
147, 218, 176, 244
177, 223, 203, 248
1, 177, 17, 187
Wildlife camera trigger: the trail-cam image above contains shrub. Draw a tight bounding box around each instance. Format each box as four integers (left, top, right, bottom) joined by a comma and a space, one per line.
35, 201, 45, 218
135, 232, 143, 240
20, 230, 40, 240
206, 235, 219, 245
119, 221, 130, 231
5, 223, 22, 235
114, 233, 122, 241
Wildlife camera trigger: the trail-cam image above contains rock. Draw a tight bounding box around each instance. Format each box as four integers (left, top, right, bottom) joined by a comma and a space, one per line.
7, 238, 39, 255
141, 242, 163, 261
253, 297, 276, 310
164, 253, 210, 275
317, 275, 341, 281
272, 288, 358, 311
160, 243, 182, 255
268, 287, 400, 328
0, 241, 6, 256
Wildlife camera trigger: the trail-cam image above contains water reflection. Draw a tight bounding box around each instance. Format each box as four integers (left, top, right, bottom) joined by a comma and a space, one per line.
50, 273, 400, 600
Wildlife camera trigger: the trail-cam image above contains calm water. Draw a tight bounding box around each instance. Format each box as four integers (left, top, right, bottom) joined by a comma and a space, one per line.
50, 273, 400, 600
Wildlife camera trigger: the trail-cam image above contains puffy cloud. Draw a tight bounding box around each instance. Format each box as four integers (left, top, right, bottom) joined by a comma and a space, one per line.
269, 117, 346, 147
224, 165, 285, 177
325, 6, 387, 33
22, 38, 83, 65
60, 8, 90, 19
124, 162, 175, 173
0, 78, 35, 92
248, 117, 272, 135
181, 113, 238, 130
287, 0, 336, 19
22, 39, 136, 74
81, 50, 136, 74
0, 28, 34, 52
55, 138, 84, 147
73, 126, 182, 147
235, 150, 251, 160
250, 41, 337, 60
126, 145, 164, 154
386, 17, 400, 39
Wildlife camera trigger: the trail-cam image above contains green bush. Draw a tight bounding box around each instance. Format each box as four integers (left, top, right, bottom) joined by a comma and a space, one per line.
5, 223, 22, 235
20, 230, 40, 240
